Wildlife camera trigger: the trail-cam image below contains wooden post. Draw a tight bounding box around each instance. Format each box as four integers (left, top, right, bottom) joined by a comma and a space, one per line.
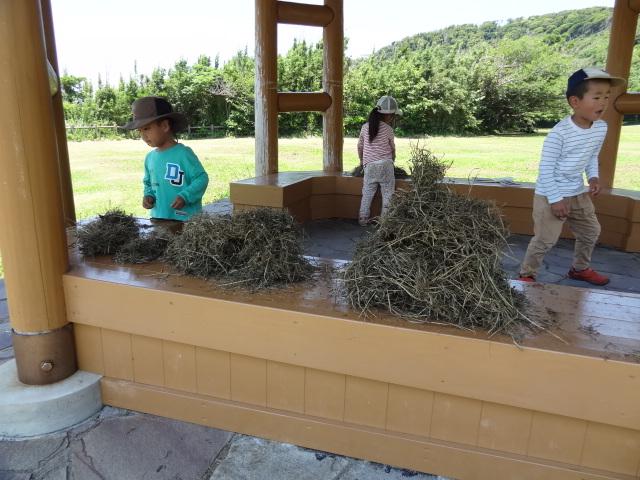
0, 0, 77, 385
323, 0, 344, 172
600, 0, 639, 190
40, 0, 76, 226
255, 0, 279, 176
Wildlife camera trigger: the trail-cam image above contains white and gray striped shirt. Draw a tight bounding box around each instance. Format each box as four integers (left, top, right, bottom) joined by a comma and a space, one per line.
535, 116, 605, 204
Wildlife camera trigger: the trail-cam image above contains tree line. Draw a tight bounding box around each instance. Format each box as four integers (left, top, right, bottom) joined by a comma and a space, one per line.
60, 7, 637, 139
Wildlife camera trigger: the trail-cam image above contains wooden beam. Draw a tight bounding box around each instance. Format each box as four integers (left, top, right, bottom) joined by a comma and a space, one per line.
629, 0, 640, 13
614, 92, 640, 114
277, 1, 333, 27
278, 92, 332, 112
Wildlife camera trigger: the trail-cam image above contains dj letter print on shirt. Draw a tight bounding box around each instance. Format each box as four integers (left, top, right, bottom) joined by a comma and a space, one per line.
165, 163, 185, 186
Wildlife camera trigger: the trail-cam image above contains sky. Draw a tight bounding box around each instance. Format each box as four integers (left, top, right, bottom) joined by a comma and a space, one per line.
50, 0, 614, 84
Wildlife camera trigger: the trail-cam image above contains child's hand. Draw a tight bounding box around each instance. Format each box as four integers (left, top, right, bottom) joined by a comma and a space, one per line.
551, 198, 570, 218
142, 196, 155, 209
170, 195, 185, 210
588, 177, 601, 196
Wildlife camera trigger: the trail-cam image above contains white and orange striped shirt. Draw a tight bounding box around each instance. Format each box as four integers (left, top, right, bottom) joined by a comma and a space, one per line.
357, 122, 396, 165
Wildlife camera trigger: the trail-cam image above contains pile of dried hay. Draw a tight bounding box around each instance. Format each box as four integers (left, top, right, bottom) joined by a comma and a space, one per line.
74, 209, 141, 257
73, 208, 171, 263
73, 206, 312, 291
343, 143, 536, 336
163, 207, 314, 290
114, 228, 173, 264
349, 164, 410, 178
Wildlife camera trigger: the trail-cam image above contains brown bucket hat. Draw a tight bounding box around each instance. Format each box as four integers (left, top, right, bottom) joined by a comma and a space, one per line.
121, 96, 189, 132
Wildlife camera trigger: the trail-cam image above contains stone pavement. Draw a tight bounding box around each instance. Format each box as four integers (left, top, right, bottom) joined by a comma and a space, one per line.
1, 402, 447, 480
0, 280, 10, 370
1, 212, 640, 480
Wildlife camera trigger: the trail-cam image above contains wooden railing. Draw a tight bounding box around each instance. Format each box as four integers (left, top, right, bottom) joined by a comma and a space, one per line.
64, 125, 225, 137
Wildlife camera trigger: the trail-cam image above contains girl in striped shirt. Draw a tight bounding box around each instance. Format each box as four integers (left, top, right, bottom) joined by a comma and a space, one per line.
357, 96, 402, 226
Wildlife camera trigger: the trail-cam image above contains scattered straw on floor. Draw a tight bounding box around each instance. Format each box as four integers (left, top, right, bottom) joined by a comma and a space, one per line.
163, 208, 314, 290
342, 143, 540, 337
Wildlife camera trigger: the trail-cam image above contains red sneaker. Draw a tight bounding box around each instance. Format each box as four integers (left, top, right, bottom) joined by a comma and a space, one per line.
517, 276, 536, 282
566, 267, 610, 286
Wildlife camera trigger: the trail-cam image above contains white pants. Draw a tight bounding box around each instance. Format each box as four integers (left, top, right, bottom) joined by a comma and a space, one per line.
359, 159, 395, 219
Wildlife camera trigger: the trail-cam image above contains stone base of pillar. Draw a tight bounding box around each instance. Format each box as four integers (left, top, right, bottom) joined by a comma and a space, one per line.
0, 360, 102, 437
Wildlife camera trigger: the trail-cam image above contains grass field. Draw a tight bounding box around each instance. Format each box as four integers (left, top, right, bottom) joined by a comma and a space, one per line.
67, 125, 640, 220
1, 126, 639, 279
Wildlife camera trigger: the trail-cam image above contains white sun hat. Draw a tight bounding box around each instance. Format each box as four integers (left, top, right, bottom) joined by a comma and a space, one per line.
376, 96, 403, 115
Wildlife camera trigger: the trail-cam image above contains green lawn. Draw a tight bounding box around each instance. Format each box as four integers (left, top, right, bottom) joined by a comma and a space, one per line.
1, 126, 639, 279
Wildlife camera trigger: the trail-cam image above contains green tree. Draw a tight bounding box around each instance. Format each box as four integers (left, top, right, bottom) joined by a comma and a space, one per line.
222, 48, 255, 136
344, 54, 388, 134
93, 77, 118, 124
58, 7, 634, 138
60, 72, 95, 126
278, 39, 324, 135
471, 36, 570, 133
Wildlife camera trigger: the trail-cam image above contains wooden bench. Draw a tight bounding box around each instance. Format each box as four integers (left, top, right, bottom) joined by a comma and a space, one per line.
230, 172, 640, 252
230, 171, 411, 223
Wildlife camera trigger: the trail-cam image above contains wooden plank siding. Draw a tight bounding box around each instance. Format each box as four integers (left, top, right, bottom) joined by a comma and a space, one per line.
65, 250, 640, 479
87, 331, 640, 478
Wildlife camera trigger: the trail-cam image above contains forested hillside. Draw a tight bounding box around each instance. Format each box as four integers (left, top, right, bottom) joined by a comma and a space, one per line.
381, 6, 613, 54
60, 7, 638, 138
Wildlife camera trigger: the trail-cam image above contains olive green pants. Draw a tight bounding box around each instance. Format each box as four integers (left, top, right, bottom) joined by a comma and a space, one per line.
520, 193, 601, 279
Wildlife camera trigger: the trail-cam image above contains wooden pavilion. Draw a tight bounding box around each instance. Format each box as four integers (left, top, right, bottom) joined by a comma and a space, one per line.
0, 1, 639, 478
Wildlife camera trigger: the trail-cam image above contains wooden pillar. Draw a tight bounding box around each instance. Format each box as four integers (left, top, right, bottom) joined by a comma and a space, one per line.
322, 0, 344, 172
0, 0, 76, 385
255, 0, 279, 176
40, 0, 76, 226
600, 0, 640, 189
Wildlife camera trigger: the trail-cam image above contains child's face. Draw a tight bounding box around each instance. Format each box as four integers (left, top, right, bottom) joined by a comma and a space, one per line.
137, 119, 174, 151
569, 79, 611, 128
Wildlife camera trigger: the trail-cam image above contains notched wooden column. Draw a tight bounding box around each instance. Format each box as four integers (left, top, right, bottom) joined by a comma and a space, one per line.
0, 0, 76, 385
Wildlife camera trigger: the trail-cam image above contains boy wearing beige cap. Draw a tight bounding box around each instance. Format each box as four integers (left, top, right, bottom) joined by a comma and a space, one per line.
518, 67, 626, 286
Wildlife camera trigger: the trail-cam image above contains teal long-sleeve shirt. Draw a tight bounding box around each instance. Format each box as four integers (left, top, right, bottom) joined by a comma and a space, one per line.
143, 143, 209, 221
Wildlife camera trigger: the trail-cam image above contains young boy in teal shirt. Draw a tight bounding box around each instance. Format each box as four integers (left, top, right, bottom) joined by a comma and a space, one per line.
122, 96, 209, 221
